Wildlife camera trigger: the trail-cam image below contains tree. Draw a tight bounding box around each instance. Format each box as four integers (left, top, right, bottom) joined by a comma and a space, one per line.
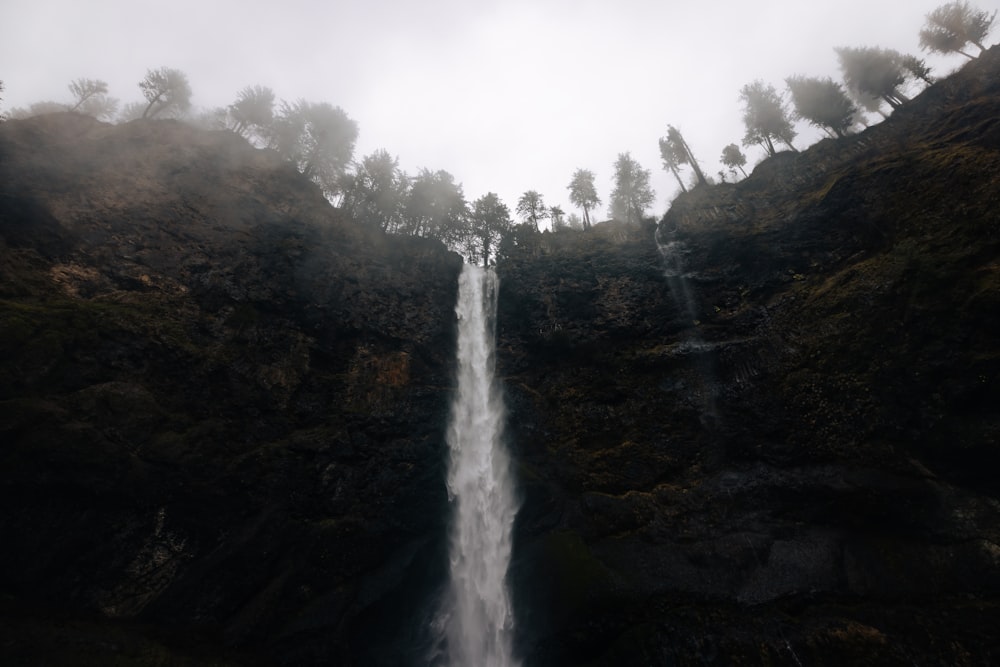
609, 152, 655, 225
516, 190, 549, 231
836, 47, 910, 110
401, 168, 468, 243
68, 78, 110, 114
785, 75, 858, 138
720, 143, 748, 178
567, 168, 600, 230
340, 149, 409, 233
739, 80, 797, 157
920, 1, 996, 58
549, 205, 565, 230
229, 85, 274, 141
138, 67, 192, 119
659, 125, 706, 190
658, 136, 687, 193
901, 54, 935, 85
467, 193, 512, 267
0, 80, 4, 122
269, 100, 358, 197
75, 94, 119, 121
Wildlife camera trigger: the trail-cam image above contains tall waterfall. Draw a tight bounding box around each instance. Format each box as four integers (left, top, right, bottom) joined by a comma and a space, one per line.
438, 263, 519, 667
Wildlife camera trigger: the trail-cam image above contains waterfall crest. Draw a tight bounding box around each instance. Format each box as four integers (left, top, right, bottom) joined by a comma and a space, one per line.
438, 263, 519, 667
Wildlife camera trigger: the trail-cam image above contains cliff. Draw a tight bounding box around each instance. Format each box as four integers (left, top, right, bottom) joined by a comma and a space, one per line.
499, 47, 1000, 665
0, 47, 998, 666
0, 114, 462, 664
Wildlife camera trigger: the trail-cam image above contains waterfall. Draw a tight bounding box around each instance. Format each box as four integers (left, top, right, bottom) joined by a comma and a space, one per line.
437, 263, 519, 667
654, 225, 719, 423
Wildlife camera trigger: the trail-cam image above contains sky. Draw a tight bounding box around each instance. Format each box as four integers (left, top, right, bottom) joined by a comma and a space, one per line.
0, 0, 984, 225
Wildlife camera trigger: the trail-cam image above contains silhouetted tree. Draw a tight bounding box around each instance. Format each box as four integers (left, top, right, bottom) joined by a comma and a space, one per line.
567, 168, 600, 230
68, 79, 109, 112
920, 1, 995, 58
740, 80, 797, 157
341, 149, 409, 232
516, 190, 548, 231
720, 143, 748, 178
662, 125, 707, 187
139, 67, 192, 119
785, 75, 857, 138
836, 47, 910, 110
658, 136, 687, 193
549, 205, 565, 230
901, 55, 935, 85
401, 168, 468, 243
0, 80, 4, 122
609, 152, 655, 225
76, 95, 118, 120
467, 193, 511, 267
270, 100, 358, 197
229, 85, 274, 141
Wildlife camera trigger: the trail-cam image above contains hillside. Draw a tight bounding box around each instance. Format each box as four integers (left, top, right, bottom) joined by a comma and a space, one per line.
1, 47, 999, 666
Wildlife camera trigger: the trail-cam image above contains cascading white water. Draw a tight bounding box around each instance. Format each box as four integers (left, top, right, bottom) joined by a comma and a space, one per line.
439, 262, 519, 667
654, 225, 719, 423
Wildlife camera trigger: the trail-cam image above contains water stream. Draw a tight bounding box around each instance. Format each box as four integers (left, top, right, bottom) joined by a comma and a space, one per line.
436, 263, 519, 667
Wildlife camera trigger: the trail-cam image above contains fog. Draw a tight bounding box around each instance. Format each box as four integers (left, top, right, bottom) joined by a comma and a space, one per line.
0, 0, 977, 222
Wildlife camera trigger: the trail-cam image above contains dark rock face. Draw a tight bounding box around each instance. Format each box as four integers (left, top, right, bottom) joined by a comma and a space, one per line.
498, 48, 1000, 665
0, 114, 461, 664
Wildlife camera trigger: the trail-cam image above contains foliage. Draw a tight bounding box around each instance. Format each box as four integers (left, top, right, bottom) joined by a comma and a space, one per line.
785, 75, 858, 138
269, 100, 358, 198
138, 67, 192, 119
836, 47, 910, 110
401, 168, 468, 243
549, 205, 566, 230
609, 152, 654, 224
664, 125, 707, 187
466, 192, 512, 267
739, 80, 797, 157
901, 55, 935, 85
68, 79, 117, 120
920, 1, 996, 58
720, 143, 748, 178
340, 149, 409, 233
116, 101, 148, 123
6, 101, 69, 119
228, 85, 274, 142
567, 168, 600, 230
516, 190, 549, 231
658, 136, 687, 193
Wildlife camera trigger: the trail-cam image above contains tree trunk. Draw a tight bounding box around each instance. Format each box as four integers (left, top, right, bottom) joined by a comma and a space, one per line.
669, 165, 688, 193
678, 133, 707, 186
764, 135, 776, 157
141, 92, 164, 119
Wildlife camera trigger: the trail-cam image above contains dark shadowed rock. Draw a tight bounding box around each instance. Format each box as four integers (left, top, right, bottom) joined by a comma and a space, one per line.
498, 46, 1000, 666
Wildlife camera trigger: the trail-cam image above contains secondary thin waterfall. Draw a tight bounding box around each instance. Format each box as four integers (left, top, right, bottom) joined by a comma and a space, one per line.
439, 262, 519, 667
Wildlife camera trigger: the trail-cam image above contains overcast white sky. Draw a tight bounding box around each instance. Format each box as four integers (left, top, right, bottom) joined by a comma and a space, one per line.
0, 0, 984, 223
